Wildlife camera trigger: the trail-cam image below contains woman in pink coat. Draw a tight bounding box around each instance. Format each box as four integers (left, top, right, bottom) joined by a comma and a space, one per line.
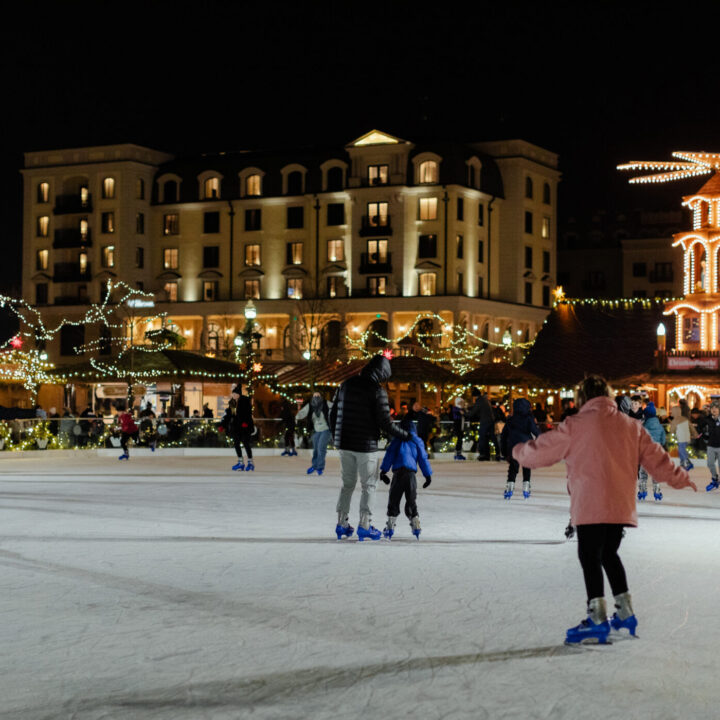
513, 375, 697, 645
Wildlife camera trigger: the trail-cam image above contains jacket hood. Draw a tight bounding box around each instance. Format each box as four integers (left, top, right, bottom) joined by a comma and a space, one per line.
512, 398, 532, 415
644, 401, 657, 418
579, 396, 617, 414
360, 354, 392, 383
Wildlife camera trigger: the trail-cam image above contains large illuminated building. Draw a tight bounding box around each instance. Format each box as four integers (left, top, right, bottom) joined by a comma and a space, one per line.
21, 131, 558, 366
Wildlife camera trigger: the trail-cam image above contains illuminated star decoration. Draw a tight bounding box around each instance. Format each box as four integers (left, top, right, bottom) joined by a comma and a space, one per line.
382, 348, 394, 360
618, 152, 720, 184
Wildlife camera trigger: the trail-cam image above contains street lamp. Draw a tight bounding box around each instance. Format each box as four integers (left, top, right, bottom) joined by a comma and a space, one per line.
244, 299, 257, 320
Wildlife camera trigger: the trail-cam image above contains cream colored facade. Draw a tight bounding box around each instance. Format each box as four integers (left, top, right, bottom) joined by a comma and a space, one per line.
21, 131, 559, 365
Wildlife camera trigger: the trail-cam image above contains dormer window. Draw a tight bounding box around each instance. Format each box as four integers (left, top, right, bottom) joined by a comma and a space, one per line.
203, 177, 220, 199
246, 174, 261, 196
419, 160, 438, 184
368, 164, 388, 186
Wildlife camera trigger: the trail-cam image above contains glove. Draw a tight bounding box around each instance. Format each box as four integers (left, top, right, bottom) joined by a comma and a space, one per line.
564, 521, 575, 540
423, 476, 432, 488
380, 471, 390, 485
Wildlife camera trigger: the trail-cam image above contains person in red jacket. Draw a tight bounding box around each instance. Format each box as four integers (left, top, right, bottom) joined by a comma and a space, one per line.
118, 408, 138, 460
513, 375, 696, 645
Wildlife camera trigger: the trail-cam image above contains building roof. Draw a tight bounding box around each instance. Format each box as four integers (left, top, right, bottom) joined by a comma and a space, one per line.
522, 300, 675, 386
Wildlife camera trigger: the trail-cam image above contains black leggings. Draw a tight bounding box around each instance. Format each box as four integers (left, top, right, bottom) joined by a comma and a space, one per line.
576, 524, 628, 601
507, 458, 530, 483
387, 468, 418, 519
233, 432, 252, 459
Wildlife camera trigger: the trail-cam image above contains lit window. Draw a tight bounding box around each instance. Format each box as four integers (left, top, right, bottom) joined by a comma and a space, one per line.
244, 279, 260, 299
287, 278, 303, 299
79, 252, 88, 273
37, 216, 49, 237
368, 276, 387, 296
163, 248, 179, 270
203, 281, 218, 301
80, 218, 89, 239
246, 174, 261, 196
203, 177, 220, 199
80, 187, 90, 207
102, 177, 115, 199
419, 160, 438, 184
37, 182, 50, 203
102, 245, 115, 268
287, 242, 303, 265
327, 276, 341, 298
368, 165, 389, 185
542, 217, 550, 239
367, 239, 387, 264
419, 197, 438, 220
164, 282, 178, 302
327, 239, 344, 262
367, 202, 389, 227
36, 249, 49, 271
101, 212, 115, 233
163, 213, 179, 235
419, 272, 436, 296
245, 244, 261, 266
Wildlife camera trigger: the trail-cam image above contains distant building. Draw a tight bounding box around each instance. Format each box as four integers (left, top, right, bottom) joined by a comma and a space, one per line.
21, 131, 559, 365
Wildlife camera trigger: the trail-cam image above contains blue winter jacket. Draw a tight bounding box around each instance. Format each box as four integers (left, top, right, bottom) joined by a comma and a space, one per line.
643, 403, 666, 446
380, 430, 433, 478
501, 398, 540, 456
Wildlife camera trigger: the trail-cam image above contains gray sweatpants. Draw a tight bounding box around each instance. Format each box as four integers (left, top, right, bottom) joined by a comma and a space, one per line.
337, 449, 379, 521
707, 446, 720, 477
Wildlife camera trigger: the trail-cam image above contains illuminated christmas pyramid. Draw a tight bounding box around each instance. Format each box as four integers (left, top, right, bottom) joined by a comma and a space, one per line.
619, 152, 720, 351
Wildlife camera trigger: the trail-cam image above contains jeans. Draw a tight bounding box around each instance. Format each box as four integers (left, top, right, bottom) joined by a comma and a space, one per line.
311, 429, 330, 471
677, 441, 690, 467
707, 445, 720, 477
337, 450, 379, 521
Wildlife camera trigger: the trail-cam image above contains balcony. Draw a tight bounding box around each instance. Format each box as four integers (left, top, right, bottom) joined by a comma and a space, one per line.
649, 269, 674, 283
359, 252, 392, 274
54, 193, 93, 215
53, 261, 92, 283
53, 228, 92, 249
359, 215, 392, 237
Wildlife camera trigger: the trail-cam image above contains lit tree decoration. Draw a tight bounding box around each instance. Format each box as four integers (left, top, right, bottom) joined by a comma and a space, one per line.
617, 152, 720, 184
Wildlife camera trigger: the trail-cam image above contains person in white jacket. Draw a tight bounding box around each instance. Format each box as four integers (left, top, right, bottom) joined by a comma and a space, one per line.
296, 392, 333, 476
669, 402, 693, 470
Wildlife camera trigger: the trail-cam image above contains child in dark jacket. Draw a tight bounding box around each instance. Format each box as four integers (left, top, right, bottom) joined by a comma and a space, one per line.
501, 398, 540, 499
379, 416, 433, 539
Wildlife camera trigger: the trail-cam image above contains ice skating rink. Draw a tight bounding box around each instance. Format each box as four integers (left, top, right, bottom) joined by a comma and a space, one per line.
0, 452, 717, 720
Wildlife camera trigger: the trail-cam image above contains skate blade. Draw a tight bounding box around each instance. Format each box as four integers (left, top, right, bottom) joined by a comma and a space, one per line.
564, 636, 612, 646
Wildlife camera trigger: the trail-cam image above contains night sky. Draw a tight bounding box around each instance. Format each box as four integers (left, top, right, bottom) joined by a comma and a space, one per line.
2, 2, 718, 300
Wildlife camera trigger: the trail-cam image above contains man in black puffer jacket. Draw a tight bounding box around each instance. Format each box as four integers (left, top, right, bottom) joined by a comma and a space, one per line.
329, 354, 409, 541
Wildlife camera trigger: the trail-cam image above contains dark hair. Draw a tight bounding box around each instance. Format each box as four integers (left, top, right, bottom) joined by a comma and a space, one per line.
575, 375, 612, 408
630, 394, 642, 402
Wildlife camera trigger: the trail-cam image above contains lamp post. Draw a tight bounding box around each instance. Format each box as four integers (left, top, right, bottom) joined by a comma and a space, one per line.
234, 299, 261, 394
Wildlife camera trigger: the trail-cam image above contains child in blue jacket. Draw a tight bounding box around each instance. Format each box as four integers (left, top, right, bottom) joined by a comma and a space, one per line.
380, 416, 433, 539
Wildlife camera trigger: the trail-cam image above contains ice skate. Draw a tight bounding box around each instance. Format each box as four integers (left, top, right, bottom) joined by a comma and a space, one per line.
232, 460, 245, 471
335, 514, 355, 540
652, 482, 663, 501
383, 517, 396, 539
504, 481, 514, 499
244, 460, 255, 471
281, 449, 289, 456
454, 453, 466, 461
684, 460, 694, 470
289, 449, 298, 456
610, 592, 638, 637
410, 515, 421, 539
357, 513, 381, 541
706, 476, 719, 492
316, 469, 324, 476
637, 479, 647, 501
118, 453, 129, 461
306, 466, 315, 475
522, 480, 531, 499
565, 598, 611, 645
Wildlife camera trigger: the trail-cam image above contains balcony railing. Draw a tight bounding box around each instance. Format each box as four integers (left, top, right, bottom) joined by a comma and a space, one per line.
53, 261, 92, 283
53, 228, 92, 249
54, 193, 93, 215
359, 215, 392, 237
359, 252, 392, 274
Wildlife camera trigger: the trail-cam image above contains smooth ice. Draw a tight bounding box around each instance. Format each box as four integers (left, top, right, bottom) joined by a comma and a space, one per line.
0, 451, 717, 719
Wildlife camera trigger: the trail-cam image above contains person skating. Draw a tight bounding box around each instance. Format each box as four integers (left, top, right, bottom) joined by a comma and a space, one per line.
219, 384, 255, 471
329, 354, 410, 541
296, 392, 332, 474
500, 398, 540, 499
379, 416, 433, 540
639, 402, 666, 501
117, 408, 138, 460
669, 402, 694, 470
699, 401, 720, 491
279, 398, 298, 456
450, 396, 466, 460
465, 387, 494, 460
513, 375, 696, 645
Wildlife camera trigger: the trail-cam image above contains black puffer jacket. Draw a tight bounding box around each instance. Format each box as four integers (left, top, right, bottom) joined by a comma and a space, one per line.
219, 396, 254, 438
329, 355, 409, 452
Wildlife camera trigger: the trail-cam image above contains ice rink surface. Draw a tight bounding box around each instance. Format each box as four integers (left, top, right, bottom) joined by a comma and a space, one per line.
0, 451, 717, 720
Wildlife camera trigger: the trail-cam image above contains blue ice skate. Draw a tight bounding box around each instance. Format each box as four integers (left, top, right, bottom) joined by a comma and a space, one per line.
504, 481, 514, 499
706, 477, 719, 492
637, 489, 647, 501
522, 481, 531, 499
565, 618, 611, 645
410, 516, 421, 539
357, 525, 382, 541
316, 469, 324, 476
382, 526, 394, 539
610, 612, 638, 637
335, 523, 355, 540
118, 453, 129, 461
454, 453, 466, 461
289, 449, 298, 456
281, 449, 290, 456
232, 460, 245, 471
685, 461, 694, 470
244, 460, 255, 472
306, 466, 315, 475
653, 488, 663, 501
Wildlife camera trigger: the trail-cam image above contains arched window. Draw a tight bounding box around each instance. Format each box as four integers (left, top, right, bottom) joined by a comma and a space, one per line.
207, 322, 220, 352
321, 320, 343, 348
366, 319, 388, 349
419, 160, 438, 184
327, 166, 343, 191
525, 177, 534, 199
246, 174, 261, 196
164, 180, 178, 203
102, 177, 115, 199
287, 171, 303, 195
203, 177, 220, 199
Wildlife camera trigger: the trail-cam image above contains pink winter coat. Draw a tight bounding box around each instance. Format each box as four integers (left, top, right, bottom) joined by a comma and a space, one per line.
512, 396, 693, 527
